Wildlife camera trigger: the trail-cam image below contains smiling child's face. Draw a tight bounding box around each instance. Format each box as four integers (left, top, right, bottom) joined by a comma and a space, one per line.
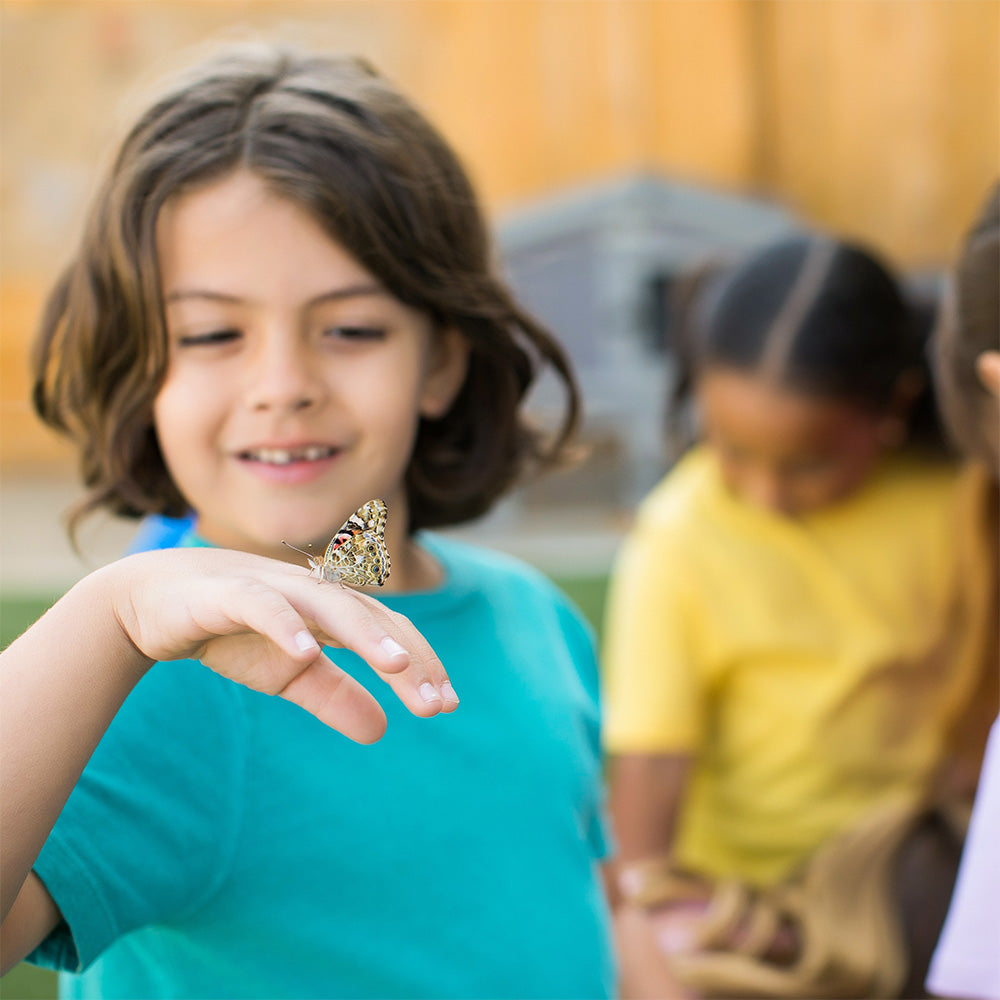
153, 170, 467, 574
698, 368, 892, 517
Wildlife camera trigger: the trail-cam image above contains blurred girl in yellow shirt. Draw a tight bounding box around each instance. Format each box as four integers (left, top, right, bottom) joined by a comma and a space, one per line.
604, 234, 996, 999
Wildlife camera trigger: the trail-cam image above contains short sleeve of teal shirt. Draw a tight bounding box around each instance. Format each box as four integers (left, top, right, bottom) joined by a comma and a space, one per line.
29, 656, 247, 973
27, 533, 615, 999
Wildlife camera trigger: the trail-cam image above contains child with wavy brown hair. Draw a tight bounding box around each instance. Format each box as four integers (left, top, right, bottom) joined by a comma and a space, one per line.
1, 43, 614, 999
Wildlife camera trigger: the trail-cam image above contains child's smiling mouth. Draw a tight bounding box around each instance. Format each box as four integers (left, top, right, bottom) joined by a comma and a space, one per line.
238, 444, 339, 466
234, 444, 343, 484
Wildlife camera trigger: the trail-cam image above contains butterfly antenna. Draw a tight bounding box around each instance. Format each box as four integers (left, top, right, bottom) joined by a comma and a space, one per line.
281, 540, 315, 559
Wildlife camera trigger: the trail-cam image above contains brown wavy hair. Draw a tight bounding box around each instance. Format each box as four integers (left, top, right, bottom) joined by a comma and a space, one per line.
32, 44, 580, 536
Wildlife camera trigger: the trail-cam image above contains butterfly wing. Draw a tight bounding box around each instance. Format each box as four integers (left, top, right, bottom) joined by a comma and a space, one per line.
323, 530, 391, 586
355, 498, 388, 540
320, 499, 390, 586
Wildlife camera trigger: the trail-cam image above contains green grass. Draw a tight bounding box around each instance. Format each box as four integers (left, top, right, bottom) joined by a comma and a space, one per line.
1, 596, 61, 998
0, 572, 609, 998
0, 595, 58, 649
551, 573, 610, 642
0, 964, 57, 999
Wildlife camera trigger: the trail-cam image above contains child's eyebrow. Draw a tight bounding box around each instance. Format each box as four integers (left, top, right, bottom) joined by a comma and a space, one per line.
305, 284, 386, 307
164, 283, 386, 307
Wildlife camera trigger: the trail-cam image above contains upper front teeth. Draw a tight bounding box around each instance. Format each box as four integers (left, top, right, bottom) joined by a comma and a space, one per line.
247, 446, 333, 464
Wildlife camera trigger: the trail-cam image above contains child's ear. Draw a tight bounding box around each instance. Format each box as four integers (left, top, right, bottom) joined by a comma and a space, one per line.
419, 327, 470, 419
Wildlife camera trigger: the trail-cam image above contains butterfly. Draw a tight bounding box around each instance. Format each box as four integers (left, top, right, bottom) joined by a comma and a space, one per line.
282, 499, 390, 587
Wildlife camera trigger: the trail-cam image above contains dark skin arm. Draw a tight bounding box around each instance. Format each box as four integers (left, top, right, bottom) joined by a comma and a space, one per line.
607, 753, 695, 999
609, 753, 692, 864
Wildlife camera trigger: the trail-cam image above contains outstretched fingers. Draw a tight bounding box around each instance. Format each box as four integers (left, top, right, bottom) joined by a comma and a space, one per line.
188, 582, 388, 743
303, 587, 460, 720
278, 660, 390, 744
193, 573, 458, 739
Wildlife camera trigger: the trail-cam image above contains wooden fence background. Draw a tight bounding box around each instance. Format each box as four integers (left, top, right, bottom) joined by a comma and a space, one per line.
2, 0, 998, 468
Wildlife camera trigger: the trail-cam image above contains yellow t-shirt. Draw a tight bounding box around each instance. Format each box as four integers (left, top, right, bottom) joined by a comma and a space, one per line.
603, 447, 993, 886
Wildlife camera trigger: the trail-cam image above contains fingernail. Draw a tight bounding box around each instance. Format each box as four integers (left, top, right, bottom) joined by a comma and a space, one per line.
441, 682, 459, 704
381, 636, 408, 658
295, 630, 319, 653
419, 682, 442, 704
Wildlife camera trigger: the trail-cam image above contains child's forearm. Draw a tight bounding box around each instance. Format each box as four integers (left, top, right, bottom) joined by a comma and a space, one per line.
0, 563, 153, 921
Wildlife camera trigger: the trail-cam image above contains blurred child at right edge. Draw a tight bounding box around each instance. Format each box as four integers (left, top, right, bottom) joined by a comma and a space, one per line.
603, 233, 997, 999
926, 183, 1000, 1000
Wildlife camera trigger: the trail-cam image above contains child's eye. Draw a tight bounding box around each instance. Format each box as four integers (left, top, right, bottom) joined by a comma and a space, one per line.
324, 326, 386, 342
176, 328, 242, 347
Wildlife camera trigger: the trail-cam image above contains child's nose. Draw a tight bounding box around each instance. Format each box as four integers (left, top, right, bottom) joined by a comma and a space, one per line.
245, 338, 325, 413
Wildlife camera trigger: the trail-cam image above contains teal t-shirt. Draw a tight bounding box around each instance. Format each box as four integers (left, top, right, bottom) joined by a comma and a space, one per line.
29, 533, 615, 999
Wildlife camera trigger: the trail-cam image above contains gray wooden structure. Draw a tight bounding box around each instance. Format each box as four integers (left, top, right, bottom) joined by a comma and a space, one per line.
494, 173, 801, 512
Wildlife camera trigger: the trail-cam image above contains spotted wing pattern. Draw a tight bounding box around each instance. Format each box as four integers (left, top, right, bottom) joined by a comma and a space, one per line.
315, 499, 390, 587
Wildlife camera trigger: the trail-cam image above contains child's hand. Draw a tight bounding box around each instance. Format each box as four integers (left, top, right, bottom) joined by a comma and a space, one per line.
106, 548, 457, 744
